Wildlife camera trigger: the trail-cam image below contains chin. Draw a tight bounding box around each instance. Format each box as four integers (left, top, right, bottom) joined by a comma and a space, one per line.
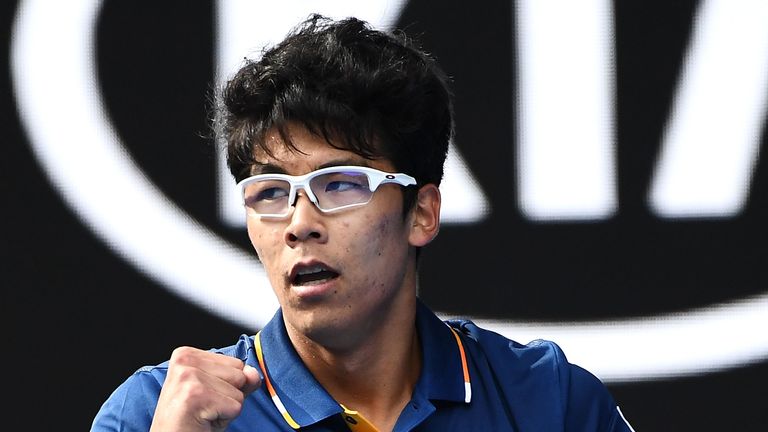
296, 312, 365, 348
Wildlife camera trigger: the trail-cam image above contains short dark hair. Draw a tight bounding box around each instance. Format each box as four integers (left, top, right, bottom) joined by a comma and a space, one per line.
214, 13, 454, 213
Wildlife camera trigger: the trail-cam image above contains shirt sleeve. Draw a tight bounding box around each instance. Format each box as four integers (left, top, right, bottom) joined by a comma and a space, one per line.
564, 363, 636, 432
90, 367, 162, 432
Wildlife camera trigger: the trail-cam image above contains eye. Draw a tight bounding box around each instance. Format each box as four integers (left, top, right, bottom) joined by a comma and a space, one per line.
255, 186, 289, 201
243, 180, 289, 206
325, 179, 365, 193
321, 172, 368, 193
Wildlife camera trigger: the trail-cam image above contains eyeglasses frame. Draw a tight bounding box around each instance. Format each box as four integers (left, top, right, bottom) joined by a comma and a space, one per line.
237, 165, 417, 219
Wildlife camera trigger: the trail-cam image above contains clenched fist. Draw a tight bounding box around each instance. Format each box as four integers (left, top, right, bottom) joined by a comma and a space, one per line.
149, 346, 262, 432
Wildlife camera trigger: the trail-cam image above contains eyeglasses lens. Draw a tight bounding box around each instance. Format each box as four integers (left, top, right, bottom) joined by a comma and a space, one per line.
311, 171, 373, 211
244, 170, 376, 216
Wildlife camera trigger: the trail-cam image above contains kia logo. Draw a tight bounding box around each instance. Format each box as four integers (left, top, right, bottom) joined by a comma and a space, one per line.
11, 0, 768, 382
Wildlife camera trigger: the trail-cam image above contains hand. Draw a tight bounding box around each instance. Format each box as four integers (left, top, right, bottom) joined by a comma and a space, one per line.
149, 346, 262, 432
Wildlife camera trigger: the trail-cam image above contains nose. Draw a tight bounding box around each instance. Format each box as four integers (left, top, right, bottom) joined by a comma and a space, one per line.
284, 191, 326, 245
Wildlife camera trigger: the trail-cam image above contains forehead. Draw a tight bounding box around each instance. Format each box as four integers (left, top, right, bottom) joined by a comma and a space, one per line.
254, 125, 334, 161
252, 125, 393, 173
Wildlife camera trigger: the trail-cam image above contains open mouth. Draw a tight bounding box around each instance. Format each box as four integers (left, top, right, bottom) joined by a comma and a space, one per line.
291, 264, 340, 285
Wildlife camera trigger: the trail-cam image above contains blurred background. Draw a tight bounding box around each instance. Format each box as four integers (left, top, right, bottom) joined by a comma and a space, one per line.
3, 1, 767, 430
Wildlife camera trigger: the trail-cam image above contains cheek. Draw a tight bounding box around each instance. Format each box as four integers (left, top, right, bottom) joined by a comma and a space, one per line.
372, 218, 392, 250
349, 212, 404, 261
247, 224, 286, 288
350, 215, 410, 299
247, 222, 279, 259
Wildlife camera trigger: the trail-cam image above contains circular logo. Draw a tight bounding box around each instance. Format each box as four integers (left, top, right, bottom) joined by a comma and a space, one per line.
11, 0, 768, 382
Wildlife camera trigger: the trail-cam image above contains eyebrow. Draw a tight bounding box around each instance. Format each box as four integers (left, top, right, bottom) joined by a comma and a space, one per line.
250, 158, 373, 176
249, 163, 286, 176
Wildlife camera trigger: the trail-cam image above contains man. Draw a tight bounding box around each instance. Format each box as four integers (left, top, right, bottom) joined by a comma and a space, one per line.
92, 14, 635, 431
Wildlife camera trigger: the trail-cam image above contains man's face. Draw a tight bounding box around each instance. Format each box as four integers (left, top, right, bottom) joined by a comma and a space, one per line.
246, 124, 419, 349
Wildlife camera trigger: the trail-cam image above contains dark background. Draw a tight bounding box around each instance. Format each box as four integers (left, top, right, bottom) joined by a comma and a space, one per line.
4, 1, 767, 430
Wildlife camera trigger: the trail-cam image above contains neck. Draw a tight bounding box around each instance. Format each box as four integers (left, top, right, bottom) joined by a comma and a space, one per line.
288, 298, 422, 431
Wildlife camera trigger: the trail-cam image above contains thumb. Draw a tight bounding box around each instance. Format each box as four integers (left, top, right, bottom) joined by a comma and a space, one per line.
241, 365, 262, 395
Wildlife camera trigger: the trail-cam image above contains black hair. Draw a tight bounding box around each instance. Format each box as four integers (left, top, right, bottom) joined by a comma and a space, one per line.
214, 13, 454, 214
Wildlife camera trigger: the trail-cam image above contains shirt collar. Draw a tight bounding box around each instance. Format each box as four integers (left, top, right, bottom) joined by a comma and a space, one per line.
256, 299, 470, 428
413, 299, 471, 403
258, 309, 342, 427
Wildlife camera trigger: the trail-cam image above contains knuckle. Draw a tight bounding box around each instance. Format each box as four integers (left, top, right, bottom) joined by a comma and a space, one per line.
170, 346, 198, 366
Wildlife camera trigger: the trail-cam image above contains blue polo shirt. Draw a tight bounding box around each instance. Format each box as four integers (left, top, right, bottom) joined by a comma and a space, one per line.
91, 300, 634, 431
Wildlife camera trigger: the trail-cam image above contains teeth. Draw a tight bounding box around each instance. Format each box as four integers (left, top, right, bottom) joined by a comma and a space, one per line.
292, 264, 338, 285
297, 265, 325, 276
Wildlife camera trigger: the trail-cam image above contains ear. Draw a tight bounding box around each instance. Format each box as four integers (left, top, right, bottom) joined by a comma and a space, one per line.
408, 184, 441, 247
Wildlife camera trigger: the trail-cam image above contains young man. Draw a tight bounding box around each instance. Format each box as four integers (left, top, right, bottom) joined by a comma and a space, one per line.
92, 14, 635, 432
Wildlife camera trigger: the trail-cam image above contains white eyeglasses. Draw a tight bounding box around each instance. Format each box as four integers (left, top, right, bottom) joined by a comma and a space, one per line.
237, 165, 417, 219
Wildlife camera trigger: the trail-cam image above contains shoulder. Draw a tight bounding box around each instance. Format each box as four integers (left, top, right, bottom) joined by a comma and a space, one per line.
90, 363, 167, 431
446, 318, 576, 395
446, 318, 569, 373
446, 319, 634, 431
